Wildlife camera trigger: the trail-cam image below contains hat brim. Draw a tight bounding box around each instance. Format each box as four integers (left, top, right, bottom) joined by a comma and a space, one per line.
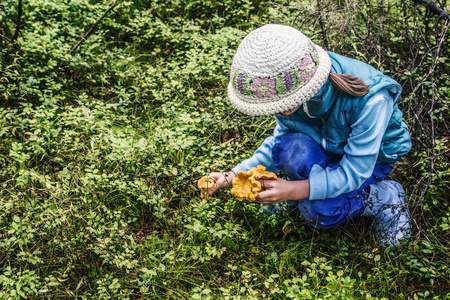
227, 45, 331, 116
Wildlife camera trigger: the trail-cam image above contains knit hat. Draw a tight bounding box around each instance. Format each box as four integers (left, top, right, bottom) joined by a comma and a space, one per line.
227, 24, 331, 116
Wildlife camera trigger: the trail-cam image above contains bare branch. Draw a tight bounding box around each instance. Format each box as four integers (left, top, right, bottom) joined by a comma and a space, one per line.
68, 0, 119, 55
316, 0, 329, 48
411, 0, 450, 20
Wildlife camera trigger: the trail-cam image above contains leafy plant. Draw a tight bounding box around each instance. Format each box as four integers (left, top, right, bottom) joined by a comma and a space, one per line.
0, 0, 449, 299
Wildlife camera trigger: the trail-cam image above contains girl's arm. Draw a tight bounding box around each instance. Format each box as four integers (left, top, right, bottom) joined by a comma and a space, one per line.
308, 88, 394, 200
256, 178, 310, 203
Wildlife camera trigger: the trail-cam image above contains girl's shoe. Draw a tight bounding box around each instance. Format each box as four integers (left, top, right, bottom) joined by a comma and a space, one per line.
362, 180, 411, 247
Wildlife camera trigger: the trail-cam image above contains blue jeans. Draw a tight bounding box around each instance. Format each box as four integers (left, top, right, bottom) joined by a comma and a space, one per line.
271, 133, 393, 229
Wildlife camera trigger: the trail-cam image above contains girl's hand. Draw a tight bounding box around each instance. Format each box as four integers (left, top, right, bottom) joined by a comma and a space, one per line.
200, 171, 236, 199
255, 178, 310, 204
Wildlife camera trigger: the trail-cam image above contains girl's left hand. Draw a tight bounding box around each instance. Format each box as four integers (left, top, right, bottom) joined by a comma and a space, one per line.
255, 178, 309, 204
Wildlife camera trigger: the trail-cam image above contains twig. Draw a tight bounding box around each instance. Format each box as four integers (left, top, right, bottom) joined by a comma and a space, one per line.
402, 0, 417, 67
316, 0, 329, 49
403, 20, 449, 105
220, 138, 235, 146
411, 0, 450, 20
410, 149, 450, 169
68, 0, 119, 55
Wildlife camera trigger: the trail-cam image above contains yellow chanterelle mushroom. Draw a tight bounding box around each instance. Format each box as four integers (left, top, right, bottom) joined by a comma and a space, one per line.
231, 166, 277, 202
230, 170, 262, 202
198, 176, 216, 200
249, 165, 277, 180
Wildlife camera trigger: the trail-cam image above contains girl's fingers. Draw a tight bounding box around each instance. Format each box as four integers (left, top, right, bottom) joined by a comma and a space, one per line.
255, 190, 266, 201
199, 171, 236, 199
257, 178, 277, 189
208, 186, 217, 196
209, 181, 222, 194
203, 180, 223, 197
255, 189, 276, 203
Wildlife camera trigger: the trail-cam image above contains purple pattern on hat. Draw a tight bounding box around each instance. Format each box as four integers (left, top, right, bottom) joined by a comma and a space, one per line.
284, 71, 293, 91
251, 77, 276, 98
237, 73, 245, 95
298, 54, 315, 82
308, 41, 317, 52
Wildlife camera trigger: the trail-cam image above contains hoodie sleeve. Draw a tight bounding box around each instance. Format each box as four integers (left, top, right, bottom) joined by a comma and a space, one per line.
308, 88, 394, 200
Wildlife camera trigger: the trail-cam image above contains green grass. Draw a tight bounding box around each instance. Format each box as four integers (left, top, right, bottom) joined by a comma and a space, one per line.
0, 0, 449, 299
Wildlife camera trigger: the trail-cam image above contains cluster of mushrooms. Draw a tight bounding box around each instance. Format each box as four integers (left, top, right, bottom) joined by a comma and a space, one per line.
198, 165, 277, 201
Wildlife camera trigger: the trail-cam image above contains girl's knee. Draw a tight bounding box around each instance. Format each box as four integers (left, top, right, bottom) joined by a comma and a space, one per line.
297, 199, 333, 228
272, 133, 339, 180
297, 196, 366, 229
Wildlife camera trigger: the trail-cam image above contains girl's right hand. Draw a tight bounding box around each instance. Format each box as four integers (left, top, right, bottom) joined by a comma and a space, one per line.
200, 171, 236, 199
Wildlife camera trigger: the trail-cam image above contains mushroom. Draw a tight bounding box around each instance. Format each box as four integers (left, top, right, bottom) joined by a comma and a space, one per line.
230, 170, 262, 202
250, 165, 277, 180
198, 176, 216, 200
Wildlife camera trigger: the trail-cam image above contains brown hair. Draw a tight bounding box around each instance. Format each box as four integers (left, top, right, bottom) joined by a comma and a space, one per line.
328, 73, 370, 97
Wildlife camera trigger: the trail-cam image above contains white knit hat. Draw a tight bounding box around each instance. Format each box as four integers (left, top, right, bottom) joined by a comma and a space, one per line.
227, 24, 331, 116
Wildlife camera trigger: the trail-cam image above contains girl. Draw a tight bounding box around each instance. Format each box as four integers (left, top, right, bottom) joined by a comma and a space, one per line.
201, 24, 412, 246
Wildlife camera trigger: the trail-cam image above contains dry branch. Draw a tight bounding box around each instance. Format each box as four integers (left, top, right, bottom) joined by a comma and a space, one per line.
411, 0, 450, 20
68, 0, 119, 55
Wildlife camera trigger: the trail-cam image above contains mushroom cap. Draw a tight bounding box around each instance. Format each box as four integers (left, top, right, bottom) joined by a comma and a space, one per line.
231, 170, 262, 202
198, 176, 216, 190
250, 165, 277, 180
